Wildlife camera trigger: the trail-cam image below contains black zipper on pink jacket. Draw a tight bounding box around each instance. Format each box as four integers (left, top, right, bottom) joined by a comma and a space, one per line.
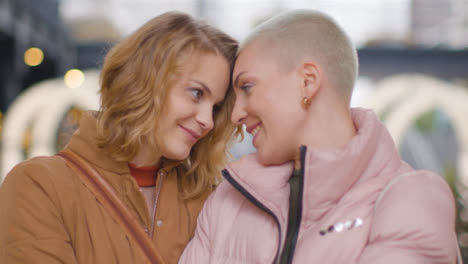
278, 146, 306, 263
221, 146, 306, 264
222, 169, 283, 263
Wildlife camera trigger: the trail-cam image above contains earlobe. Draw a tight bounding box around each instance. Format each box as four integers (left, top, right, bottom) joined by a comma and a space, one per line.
302, 97, 312, 109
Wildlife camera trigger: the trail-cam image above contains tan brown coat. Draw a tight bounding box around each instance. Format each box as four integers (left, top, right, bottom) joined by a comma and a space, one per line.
0, 113, 210, 264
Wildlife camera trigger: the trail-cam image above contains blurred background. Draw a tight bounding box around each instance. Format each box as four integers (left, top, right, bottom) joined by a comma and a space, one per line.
1, 0, 468, 259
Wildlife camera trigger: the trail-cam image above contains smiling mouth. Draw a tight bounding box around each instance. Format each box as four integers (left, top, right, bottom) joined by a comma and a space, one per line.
246, 122, 262, 138
179, 125, 201, 141
251, 125, 261, 137
247, 123, 262, 147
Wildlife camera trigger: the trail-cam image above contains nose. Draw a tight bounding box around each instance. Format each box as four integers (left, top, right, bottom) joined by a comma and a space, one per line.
196, 105, 214, 132
231, 97, 247, 125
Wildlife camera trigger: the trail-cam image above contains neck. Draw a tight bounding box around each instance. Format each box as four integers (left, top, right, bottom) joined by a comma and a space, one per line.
298, 100, 356, 151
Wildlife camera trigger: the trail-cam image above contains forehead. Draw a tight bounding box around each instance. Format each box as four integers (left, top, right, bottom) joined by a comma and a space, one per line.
180, 50, 214, 71
184, 52, 230, 97
234, 43, 277, 76
235, 42, 268, 67
233, 41, 290, 85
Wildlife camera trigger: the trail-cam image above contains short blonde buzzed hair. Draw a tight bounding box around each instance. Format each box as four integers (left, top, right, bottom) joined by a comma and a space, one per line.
242, 9, 358, 104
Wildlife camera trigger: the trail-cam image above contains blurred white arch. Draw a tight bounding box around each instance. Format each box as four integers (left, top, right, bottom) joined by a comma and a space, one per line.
1, 70, 100, 181
365, 74, 468, 186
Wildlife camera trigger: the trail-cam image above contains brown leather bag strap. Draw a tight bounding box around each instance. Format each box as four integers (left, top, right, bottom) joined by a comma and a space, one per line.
57, 150, 165, 264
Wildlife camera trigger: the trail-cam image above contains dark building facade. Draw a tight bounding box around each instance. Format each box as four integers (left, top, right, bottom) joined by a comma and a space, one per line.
358, 47, 468, 82
0, 0, 75, 112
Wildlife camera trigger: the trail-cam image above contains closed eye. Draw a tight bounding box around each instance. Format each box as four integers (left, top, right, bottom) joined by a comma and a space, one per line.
239, 83, 253, 92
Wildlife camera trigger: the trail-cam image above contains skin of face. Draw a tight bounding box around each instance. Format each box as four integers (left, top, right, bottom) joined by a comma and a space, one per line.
232, 42, 308, 166
142, 52, 230, 165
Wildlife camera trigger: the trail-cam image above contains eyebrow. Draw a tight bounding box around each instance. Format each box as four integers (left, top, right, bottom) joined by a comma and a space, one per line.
233, 71, 246, 88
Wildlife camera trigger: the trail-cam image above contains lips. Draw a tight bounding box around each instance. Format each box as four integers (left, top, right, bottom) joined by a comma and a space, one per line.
246, 122, 262, 147
251, 126, 261, 137
179, 125, 201, 142
246, 122, 262, 134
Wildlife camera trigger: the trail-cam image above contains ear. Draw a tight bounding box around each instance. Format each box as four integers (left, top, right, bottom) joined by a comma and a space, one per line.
299, 61, 322, 100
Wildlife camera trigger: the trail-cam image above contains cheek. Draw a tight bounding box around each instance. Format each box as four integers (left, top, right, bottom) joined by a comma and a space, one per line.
154, 114, 179, 145
165, 87, 196, 118
158, 129, 192, 160
162, 102, 196, 129
167, 100, 188, 118
271, 129, 293, 152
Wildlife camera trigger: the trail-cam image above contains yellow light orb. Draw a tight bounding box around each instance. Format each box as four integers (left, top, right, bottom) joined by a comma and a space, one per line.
64, 69, 85, 89
24, 47, 44, 66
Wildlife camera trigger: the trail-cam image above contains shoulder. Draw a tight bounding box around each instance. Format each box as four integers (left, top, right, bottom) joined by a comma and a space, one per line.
4, 155, 70, 183
370, 170, 456, 250
376, 170, 455, 215
1, 155, 74, 203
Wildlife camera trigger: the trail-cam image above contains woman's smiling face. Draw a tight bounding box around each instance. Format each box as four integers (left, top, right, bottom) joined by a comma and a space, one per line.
154, 52, 230, 161
231, 42, 306, 166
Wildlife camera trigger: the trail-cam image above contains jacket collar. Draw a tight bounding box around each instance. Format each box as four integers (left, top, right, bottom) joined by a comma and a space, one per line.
225, 108, 402, 220
64, 111, 130, 175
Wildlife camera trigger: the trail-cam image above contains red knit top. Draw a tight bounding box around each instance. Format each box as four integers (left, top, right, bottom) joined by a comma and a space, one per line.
127, 163, 159, 187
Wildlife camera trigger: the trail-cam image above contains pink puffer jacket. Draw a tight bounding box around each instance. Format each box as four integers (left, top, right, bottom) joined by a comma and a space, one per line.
180, 108, 457, 264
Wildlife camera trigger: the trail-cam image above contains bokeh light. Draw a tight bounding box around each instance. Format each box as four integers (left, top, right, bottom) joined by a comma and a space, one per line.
24, 47, 44, 67
64, 69, 85, 89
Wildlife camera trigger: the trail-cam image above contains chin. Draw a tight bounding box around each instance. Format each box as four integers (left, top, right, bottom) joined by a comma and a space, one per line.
165, 147, 191, 161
